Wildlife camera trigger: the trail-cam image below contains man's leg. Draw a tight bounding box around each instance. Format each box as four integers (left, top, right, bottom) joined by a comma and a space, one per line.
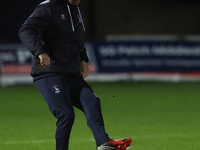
70, 76, 111, 147
34, 76, 75, 150
79, 87, 133, 150
80, 87, 111, 146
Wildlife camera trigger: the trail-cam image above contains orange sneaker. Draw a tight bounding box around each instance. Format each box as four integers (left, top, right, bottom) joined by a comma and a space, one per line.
97, 138, 132, 150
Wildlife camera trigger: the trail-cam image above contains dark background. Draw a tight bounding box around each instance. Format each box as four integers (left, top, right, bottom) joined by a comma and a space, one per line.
1, 0, 200, 43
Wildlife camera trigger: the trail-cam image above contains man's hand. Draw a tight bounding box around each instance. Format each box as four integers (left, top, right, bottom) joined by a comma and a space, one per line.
38, 53, 50, 68
80, 61, 89, 79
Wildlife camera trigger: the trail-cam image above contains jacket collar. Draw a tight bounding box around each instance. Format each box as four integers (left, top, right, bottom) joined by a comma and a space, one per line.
56, 0, 77, 6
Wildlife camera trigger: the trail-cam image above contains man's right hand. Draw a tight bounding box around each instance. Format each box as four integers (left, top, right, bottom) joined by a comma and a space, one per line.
38, 53, 50, 68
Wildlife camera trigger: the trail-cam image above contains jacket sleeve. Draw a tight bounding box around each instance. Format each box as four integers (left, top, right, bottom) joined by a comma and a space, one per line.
18, 4, 52, 57
80, 47, 89, 63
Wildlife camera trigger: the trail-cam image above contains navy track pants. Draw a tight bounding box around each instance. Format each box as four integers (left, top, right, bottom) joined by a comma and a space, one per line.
34, 75, 111, 150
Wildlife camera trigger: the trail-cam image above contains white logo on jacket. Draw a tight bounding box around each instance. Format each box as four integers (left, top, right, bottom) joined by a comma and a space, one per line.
77, 14, 82, 23
52, 85, 61, 94
61, 14, 66, 20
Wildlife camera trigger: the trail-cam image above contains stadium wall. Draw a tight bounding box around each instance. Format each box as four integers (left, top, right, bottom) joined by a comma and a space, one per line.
1, 41, 200, 86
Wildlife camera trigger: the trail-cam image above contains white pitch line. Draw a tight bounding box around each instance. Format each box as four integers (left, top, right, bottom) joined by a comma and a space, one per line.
0, 134, 199, 145
0, 138, 94, 145
133, 133, 200, 139
0, 139, 55, 145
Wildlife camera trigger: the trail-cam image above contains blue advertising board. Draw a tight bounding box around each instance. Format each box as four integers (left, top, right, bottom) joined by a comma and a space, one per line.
90, 41, 200, 73
0, 44, 32, 74
1, 42, 200, 75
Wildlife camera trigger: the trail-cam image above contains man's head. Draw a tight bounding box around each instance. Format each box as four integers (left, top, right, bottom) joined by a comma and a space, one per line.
68, 0, 81, 5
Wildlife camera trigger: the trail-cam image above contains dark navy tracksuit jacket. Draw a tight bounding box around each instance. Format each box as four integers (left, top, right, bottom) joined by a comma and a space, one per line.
18, 0, 110, 150
19, 0, 89, 78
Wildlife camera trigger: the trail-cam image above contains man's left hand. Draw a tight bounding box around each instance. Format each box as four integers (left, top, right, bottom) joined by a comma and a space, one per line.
80, 61, 89, 79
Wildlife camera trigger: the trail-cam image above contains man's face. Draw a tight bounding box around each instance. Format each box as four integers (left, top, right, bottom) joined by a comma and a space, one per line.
68, 0, 81, 5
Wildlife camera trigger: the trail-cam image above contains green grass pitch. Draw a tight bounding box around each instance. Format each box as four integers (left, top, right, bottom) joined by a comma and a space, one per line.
0, 81, 200, 150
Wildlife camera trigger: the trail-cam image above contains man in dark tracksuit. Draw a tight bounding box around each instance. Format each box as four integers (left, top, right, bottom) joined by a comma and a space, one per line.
19, 0, 132, 150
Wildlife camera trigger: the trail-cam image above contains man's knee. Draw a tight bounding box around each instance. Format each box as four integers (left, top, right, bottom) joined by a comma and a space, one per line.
80, 87, 102, 116
55, 110, 75, 126
80, 88, 100, 104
